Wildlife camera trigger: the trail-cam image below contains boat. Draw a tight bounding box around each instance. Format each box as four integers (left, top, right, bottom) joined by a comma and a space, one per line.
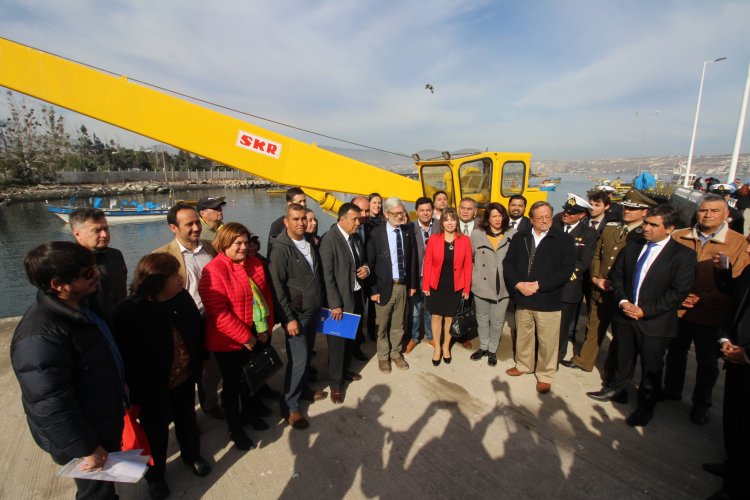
46, 197, 169, 224
538, 180, 557, 192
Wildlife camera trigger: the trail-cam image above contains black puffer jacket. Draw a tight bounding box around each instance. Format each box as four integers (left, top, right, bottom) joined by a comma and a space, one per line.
10, 291, 125, 464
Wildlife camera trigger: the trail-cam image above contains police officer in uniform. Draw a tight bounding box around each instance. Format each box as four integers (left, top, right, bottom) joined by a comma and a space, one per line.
562, 190, 656, 376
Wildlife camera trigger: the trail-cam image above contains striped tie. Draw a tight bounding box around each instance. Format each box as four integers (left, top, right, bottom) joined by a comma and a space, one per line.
394, 228, 406, 281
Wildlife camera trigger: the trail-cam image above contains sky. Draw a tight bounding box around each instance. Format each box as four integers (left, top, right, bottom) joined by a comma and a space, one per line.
0, 0, 748, 162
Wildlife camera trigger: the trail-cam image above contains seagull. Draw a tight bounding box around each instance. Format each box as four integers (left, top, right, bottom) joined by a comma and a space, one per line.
425, 84, 434, 94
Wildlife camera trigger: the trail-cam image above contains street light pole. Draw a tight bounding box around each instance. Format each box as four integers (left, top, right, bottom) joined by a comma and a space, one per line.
685, 57, 726, 187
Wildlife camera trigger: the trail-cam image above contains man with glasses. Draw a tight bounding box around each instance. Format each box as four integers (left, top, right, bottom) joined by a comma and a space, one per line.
503, 201, 575, 394
366, 197, 418, 373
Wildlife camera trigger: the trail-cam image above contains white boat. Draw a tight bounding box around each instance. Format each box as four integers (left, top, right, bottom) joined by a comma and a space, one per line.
47, 199, 169, 224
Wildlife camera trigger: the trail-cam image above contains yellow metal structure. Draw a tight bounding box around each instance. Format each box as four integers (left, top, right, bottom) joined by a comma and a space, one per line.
0, 37, 545, 213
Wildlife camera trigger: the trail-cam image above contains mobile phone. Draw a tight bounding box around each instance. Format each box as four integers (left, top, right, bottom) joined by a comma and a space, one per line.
720, 254, 730, 270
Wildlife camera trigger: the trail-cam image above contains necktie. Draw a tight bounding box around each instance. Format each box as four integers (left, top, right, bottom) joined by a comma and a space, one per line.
591, 220, 598, 230
394, 228, 406, 281
620, 225, 629, 238
348, 235, 362, 269
510, 221, 516, 229
565, 225, 571, 233
423, 229, 430, 242
633, 242, 656, 304
463, 223, 469, 235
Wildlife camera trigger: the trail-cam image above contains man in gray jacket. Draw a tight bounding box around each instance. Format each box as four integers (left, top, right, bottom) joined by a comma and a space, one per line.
269, 203, 328, 429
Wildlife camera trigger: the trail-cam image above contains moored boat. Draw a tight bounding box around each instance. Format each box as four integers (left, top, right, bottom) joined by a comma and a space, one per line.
47, 198, 169, 224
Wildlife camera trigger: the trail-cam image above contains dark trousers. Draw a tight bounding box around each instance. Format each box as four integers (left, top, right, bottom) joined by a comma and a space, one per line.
722, 363, 750, 497
74, 478, 117, 500
328, 291, 363, 389
214, 349, 253, 431
608, 318, 672, 410
140, 380, 201, 482
663, 319, 721, 409
283, 317, 316, 413
558, 301, 580, 362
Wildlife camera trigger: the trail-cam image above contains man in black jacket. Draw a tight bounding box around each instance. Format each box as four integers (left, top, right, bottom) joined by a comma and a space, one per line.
11, 241, 125, 499
269, 203, 328, 429
70, 208, 127, 321
503, 201, 576, 394
267, 187, 307, 255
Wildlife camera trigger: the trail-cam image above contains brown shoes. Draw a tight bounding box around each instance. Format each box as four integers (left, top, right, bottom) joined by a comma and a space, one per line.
301, 390, 328, 402
331, 388, 345, 404
536, 382, 551, 394
404, 340, 417, 354
378, 359, 392, 373
461, 340, 473, 349
343, 371, 362, 382
287, 411, 309, 430
392, 357, 410, 370
506, 367, 525, 377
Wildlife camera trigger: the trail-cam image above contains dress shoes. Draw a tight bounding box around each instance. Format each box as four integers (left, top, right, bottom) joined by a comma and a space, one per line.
229, 428, 255, 451
536, 382, 551, 394
625, 407, 653, 427
432, 358, 441, 366
352, 348, 369, 362
392, 356, 410, 370
487, 353, 497, 366
203, 405, 225, 420
443, 354, 452, 365
461, 340, 473, 349
378, 359, 391, 373
471, 349, 489, 361
586, 388, 628, 404
182, 456, 211, 477
560, 360, 582, 370
287, 411, 309, 430
331, 388, 345, 404
301, 389, 328, 402
505, 367, 525, 377
404, 339, 417, 354
344, 371, 363, 381
147, 479, 170, 499
690, 406, 710, 425
702, 462, 726, 478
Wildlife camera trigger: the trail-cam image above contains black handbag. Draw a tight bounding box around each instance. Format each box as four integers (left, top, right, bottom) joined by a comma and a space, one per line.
241, 344, 283, 397
450, 298, 477, 338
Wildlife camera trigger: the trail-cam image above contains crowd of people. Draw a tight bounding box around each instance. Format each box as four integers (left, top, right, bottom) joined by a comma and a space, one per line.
10, 183, 750, 499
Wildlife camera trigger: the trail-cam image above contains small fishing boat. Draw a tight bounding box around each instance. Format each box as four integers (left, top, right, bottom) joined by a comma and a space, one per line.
538, 180, 557, 192
47, 197, 169, 224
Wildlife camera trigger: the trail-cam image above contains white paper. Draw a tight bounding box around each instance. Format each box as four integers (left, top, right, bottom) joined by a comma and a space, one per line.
57, 450, 150, 483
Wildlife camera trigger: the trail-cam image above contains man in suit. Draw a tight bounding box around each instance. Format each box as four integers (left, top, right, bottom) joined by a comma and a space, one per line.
663, 193, 749, 425
269, 203, 327, 429
367, 197, 418, 373
267, 187, 307, 254
507, 194, 531, 231
563, 190, 655, 373
458, 197, 478, 235
587, 205, 696, 427
586, 190, 619, 234
554, 194, 599, 363
405, 196, 439, 353
153, 203, 222, 418
349, 195, 372, 361
503, 201, 575, 394
69, 208, 127, 321
319, 203, 371, 404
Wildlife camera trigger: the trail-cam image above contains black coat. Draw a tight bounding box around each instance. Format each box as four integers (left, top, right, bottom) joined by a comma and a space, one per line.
610, 238, 696, 338
92, 247, 128, 321
557, 220, 598, 303
269, 231, 324, 325
11, 291, 125, 464
112, 289, 203, 407
366, 222, 418, 304
503, 225, 576, 311
319, 224, 367, 313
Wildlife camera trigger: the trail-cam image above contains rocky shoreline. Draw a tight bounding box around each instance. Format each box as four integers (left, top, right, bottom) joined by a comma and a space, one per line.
0, 178, 282, 204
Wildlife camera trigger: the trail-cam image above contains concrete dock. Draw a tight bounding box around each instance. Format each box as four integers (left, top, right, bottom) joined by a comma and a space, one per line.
0, 316, 723, 499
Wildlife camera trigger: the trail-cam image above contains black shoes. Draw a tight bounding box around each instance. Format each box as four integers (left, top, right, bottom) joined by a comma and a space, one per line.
487, 353, 497, 366
690, 406, 710, 425
443, 354, 452, 364
561, 360, 582, 370
147, 479, 170, 499
229, 428, 255, 451
586, 388, 629, 404
471, 349, 489, 360
432, 357, 441, 367
352, 348, 369, 361
182, 456, 211, 477
625, 407, 653, 427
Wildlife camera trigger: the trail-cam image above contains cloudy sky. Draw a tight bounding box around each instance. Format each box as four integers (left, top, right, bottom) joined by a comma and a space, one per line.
1, 0, 748, 161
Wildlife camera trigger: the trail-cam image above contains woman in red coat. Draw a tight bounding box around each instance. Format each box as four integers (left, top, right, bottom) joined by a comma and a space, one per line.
422, 207, 472, 365
199, 222, 275, 451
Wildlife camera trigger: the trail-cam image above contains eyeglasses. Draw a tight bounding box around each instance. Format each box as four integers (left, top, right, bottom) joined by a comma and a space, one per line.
389, 210, 406, 218
78, 265, 99, 280
531, 215, 552, 221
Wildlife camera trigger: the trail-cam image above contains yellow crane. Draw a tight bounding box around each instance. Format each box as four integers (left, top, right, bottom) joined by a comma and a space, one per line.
0, 37, 546, 213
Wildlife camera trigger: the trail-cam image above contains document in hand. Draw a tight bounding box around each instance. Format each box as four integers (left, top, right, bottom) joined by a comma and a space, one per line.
57, 450, 150, 483
315, 308, 361, 340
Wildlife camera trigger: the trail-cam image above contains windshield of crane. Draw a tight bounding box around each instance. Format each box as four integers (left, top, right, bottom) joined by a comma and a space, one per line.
501, 161, 526, 197
421, 165, 455, 206
459, 159, 491, 207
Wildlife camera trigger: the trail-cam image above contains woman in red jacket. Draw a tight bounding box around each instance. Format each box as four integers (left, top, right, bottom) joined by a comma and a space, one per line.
199, 222, 275, 451
422, 207, 472, 365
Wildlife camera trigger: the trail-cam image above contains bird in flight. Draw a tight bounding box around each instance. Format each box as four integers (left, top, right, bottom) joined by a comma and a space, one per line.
425, 84, 434, 94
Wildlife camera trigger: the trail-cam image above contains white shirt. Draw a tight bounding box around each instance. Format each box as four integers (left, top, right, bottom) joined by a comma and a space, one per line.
337, 224, 362, 291
460, 220, 475, 235
633, 236, 670, 305
564, 220, 581, 233
532, 229, 548, 248
177, 240, 212, 314
292, 237, 314, 271
386, 223, 403, 280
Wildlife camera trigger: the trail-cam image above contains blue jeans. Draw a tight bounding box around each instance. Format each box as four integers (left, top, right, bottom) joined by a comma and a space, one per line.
410, 279, 433, 342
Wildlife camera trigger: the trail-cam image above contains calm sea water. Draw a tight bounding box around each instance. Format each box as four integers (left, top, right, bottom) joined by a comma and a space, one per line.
0, 176, 594, 318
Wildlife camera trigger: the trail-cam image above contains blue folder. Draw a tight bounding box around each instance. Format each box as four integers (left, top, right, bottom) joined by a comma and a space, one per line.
315, 308, 361, 340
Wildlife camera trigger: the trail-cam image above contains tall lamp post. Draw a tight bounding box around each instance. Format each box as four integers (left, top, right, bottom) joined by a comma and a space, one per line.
685, 57, 726, 187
